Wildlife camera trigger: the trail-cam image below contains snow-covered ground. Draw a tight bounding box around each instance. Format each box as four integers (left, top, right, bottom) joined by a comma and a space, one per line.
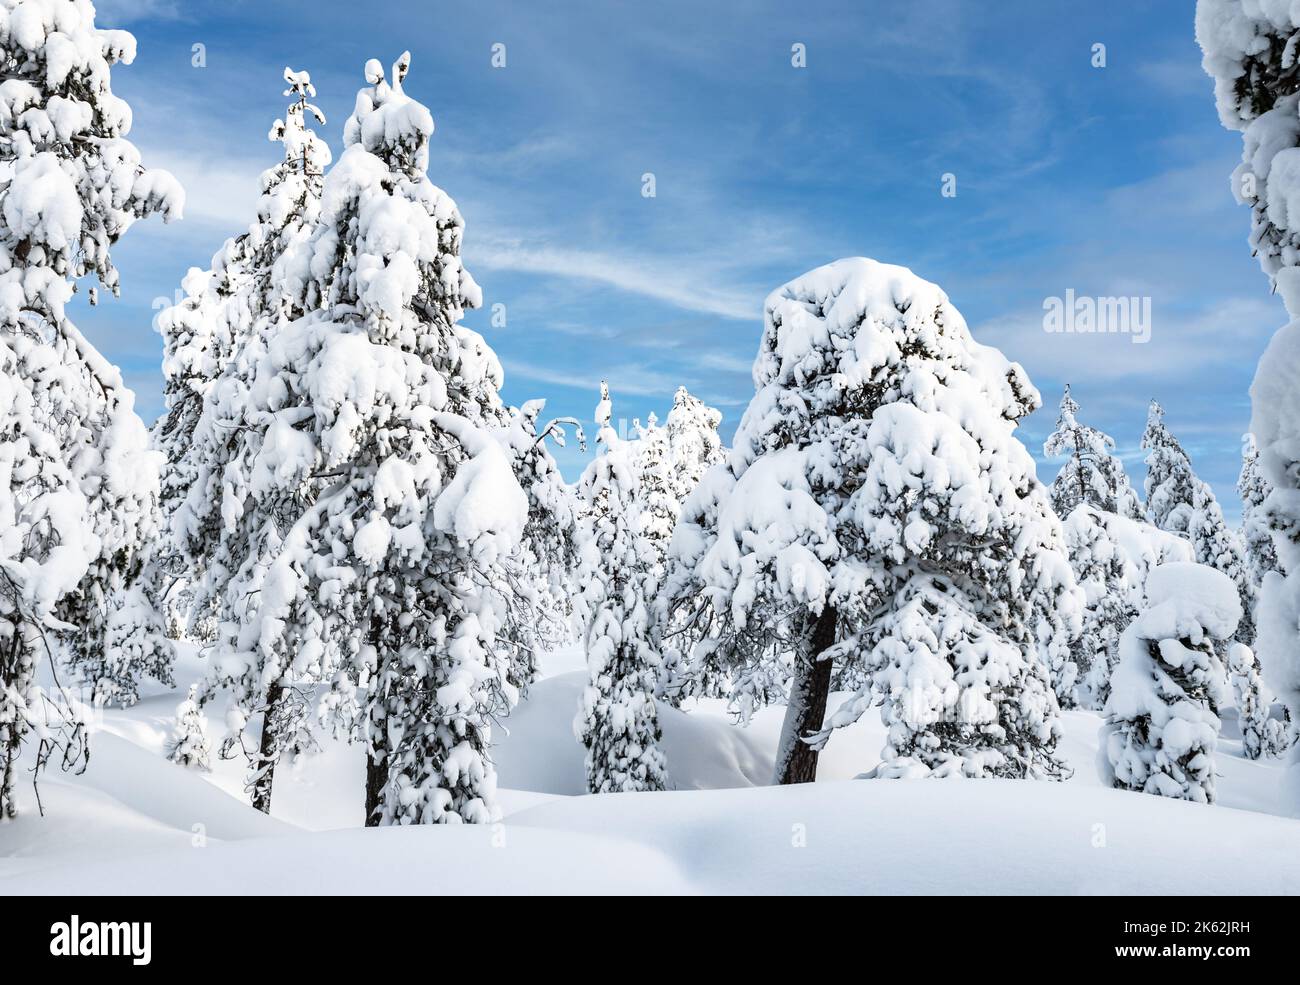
2, 643, 1297, 894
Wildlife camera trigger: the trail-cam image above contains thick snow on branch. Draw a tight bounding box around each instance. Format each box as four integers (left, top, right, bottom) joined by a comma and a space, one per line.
668, 257, 1080, 778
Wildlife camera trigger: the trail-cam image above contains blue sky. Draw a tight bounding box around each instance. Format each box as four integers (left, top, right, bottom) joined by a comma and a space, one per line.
84, 0, 1276, 519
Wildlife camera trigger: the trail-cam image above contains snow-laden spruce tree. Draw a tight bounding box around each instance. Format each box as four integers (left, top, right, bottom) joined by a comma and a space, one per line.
655, 386, 728, 702
205, 53, 527, 823
168, 684, 212, 771
496, 399, 583, 689
1227, 641, 1286, 760
1043, 395, 1195, 709
1239, 433, 1281, 591
664, 386, 725, 513
575, 383, 667, 794
1142, 400, 1254, 644
155, 69, 335, 813
633, 412, 675, 573
1198, 0, 1300, 809
0, 0, 181, 816
1063, 506, 1193, 710
668, 258, 1081, 783
1043, 385, 1142, 520
1142, 401, 1203, 536
155, 67, 331, 641
1101, 562, 1236, 804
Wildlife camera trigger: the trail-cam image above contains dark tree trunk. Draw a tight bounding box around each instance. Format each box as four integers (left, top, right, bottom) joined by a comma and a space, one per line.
364, 745, 385, 827
250, 682, 283, 815
1, 733, 16, 819
773, 605, 837, 785
364, 635, 388, 827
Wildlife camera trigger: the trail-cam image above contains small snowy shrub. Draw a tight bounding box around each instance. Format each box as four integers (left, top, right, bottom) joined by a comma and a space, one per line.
1100, 562, 1236, 803
169, 685, 213, 771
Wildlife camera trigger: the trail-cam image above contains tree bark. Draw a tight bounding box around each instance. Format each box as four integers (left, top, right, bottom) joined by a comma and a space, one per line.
364, 638, 388, 827
364, 742, 386, 827
1, 734, 16, 820
773, 605, 837, 785
249, 682, 283, 815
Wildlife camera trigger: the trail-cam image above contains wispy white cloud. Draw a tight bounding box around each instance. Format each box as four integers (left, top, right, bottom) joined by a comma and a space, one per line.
1139, 55, 1212, 97
698, 351, 755, 374
144, 150, 265, 232
975, 294, 1282, 384
473, 237, 758, 321
505, 359, 687, 400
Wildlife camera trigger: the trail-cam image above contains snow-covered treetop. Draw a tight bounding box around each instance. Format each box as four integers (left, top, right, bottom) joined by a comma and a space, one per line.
246, 65, 331, 318
1043, 384, 1141, 519
734, 257, 1038, 478
1144, 561, 1243, 639
1142, 400, 1202, 533
664, 384, 723, 494
159, 63, 331, 388
282, 50, 483, 356
594, 380, 614, 437
0, 0, 182, 314
671, 258, 1079, 729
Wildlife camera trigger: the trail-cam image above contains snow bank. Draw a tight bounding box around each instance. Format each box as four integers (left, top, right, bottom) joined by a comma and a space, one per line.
7, 776, 1298, 895
3, 643, 1297, 893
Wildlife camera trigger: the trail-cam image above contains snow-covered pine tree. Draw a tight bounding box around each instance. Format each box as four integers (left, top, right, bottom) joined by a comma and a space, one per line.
575, 383, 667, 794
655, 386, 728, 703
1198, 0, 1300, 808
168, 684, 212, 771
1239, 433, 1280, 591
1062, 507, 1135, 710
664, 385, 724, 511
155, 66, 331, 642
0, 0, 181, 816
1043, 385, 1142, 519
496, 399, 583, 689
1101, 562, 1236, 803
668, 258, 1081, 783
1063, 506, 1194, 710
1142, 400, 1254, 644
633, 412, 675, 574
152, 266, 226, 637
208, 53, 527, 823
1142, 401, 1201, 536
1227, 641, 1286, 760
